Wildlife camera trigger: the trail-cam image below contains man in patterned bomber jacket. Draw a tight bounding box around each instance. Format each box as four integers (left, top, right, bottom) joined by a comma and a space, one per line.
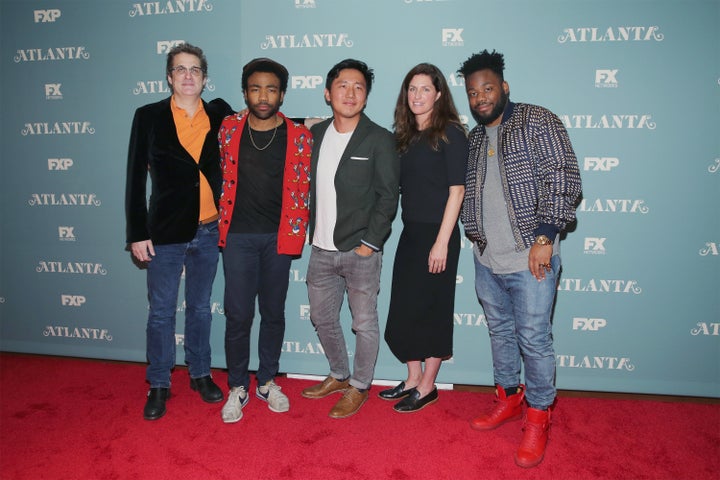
216, 58, 311, 424
458, 50, 582, 468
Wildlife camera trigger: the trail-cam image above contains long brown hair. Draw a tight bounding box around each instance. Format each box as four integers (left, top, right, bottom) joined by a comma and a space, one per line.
393, 63, 464, 153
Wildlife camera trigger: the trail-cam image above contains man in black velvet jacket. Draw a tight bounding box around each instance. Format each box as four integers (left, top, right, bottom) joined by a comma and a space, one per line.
125, 43, 232, 420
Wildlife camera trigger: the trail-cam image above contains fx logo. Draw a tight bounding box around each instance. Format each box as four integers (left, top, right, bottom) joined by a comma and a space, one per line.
61, 294, 86, 306
34, 9, 61, 22
583, 237, 606, 254
48, 158, 73, 170
584, 157, 619, 171
572, 317, 607, 331
441, 28, 464, 45
291, 75, 323, 89
157, 40, 184, 54
45, 83, 62, 99
300, 304, 311, 320
58, 226, 75, 240
595, 69, 618, 87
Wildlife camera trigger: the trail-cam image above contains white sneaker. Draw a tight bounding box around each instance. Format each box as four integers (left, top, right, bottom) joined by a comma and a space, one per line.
221, 386, 249, 423
256, 380, 290, 413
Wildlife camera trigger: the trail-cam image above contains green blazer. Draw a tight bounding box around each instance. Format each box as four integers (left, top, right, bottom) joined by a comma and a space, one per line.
308, 114, 400, 252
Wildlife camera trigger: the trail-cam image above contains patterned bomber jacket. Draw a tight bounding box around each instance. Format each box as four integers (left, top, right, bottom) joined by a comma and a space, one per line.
217, 111, 312, 255
461, 101, 582, 254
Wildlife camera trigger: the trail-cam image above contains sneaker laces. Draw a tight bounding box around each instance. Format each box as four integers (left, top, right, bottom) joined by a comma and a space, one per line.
230, 386, 247, 404
259, 381, 279, 396
522, 422, 542, 448
520, 418, 550, 451
486, 399, 513, 419
258, 381, 289, 412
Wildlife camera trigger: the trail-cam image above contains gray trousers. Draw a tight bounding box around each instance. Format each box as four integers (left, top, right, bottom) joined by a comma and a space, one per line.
306, 246, 382, 390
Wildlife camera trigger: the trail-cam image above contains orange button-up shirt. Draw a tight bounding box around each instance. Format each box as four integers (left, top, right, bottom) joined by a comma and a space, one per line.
171, 96, 216, 222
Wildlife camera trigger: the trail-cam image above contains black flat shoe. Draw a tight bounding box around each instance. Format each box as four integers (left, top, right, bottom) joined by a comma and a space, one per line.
143, 387, 170, 420
190, 375, 223, 403
378, 381, 414, 401
393, 387, 438, 413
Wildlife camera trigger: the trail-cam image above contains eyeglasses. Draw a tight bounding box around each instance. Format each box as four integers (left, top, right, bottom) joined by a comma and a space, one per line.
170, 65, 204, 77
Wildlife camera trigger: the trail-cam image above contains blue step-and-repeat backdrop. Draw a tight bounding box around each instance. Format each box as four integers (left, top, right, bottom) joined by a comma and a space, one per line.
1, 0, 718, 397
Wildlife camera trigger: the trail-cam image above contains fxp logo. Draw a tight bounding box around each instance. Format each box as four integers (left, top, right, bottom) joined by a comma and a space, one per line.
572, 317, 607, 331
48, 158, 73, 170
595, 69, 618, 88
61, 294, 86, 306
584, 157, 619, 172
291, 76, 323, 89
34, 9, 61, 22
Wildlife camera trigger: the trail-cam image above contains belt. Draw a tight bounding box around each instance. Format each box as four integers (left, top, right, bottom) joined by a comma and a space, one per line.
199, 214, 219, 225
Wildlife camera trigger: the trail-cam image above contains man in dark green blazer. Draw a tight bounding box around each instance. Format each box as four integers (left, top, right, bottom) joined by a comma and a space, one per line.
301, 59, 400, 419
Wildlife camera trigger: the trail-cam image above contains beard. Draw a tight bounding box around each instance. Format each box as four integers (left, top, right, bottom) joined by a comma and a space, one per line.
472, 89, 508, 126
248, 102, 280, 121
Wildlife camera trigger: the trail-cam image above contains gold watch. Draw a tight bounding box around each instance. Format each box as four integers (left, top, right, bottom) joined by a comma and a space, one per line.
535, 235, 552, 246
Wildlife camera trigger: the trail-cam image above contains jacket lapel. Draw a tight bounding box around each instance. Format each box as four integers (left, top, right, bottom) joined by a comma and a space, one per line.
333, 114, 371, 170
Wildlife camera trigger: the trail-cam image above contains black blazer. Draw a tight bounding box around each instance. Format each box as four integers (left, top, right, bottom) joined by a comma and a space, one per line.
125, 97, 232, 245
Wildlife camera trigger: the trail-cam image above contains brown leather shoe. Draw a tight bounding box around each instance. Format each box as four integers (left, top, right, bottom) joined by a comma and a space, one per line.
329, 386, 368, 419
301, 376, 349, 399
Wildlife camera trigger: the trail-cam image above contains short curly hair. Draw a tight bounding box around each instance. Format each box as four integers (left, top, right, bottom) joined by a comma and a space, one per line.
458, 49, 505, 81
242, 57, 289, 93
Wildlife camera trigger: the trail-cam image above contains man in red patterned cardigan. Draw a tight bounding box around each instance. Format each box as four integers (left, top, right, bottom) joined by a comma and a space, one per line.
217, 58, 312, 424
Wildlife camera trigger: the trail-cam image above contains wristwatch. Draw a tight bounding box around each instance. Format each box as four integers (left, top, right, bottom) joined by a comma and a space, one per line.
534, 235, 552, 246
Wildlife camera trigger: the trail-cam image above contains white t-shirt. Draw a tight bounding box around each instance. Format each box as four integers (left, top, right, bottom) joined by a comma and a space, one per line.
313, 122, 353, 250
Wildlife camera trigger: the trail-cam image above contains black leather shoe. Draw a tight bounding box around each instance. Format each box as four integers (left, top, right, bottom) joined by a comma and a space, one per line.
190, 375, 223, 403
393, 387, 439, 413
143, 388, 170, 420
378, 381, 414, 401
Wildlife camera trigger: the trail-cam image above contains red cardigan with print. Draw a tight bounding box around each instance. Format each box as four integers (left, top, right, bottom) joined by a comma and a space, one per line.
217, 112, 312, 255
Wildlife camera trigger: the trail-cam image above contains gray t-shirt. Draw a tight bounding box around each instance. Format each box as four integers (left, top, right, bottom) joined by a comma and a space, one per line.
475, 125, 529, 273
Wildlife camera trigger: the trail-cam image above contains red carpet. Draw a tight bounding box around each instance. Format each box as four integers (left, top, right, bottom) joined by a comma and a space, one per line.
0, 353, 718, 480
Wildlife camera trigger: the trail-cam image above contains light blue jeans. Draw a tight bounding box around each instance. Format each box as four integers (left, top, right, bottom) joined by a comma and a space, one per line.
306, 246, 382, 390
474, 254, 560, 409
145, 221, 219, 388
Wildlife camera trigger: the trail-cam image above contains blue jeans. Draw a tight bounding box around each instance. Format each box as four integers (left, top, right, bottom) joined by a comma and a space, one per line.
474, 254, 560, 409
306, 246, 382, 390
145, 221, 219, 388
222, 233, 291, 389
